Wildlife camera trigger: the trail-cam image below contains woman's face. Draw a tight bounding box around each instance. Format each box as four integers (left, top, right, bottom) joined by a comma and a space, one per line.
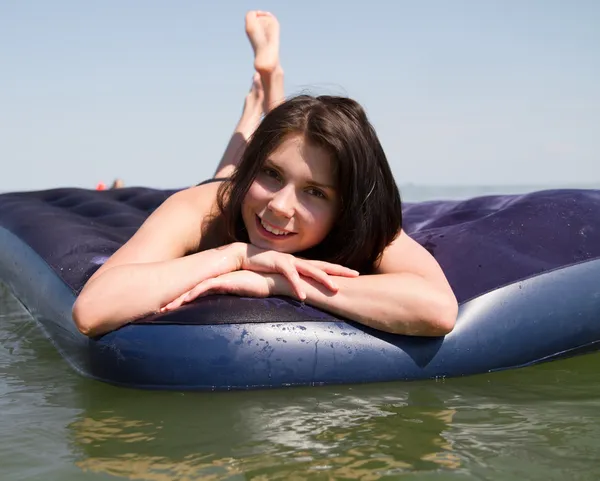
242, 134, 339, 253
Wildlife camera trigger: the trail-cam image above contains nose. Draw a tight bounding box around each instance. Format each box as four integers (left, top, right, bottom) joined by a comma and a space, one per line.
268, 184, 296, 218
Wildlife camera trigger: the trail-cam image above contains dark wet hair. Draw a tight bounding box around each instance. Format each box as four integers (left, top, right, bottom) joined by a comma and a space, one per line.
215, 95, 402, 273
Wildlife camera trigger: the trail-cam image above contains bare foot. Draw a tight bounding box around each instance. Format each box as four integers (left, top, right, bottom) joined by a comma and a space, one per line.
236, 73, 264, 139
245, 11, 284, 112
245, 11, 280, 75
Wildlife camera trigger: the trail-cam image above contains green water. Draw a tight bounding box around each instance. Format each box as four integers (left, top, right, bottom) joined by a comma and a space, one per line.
2, 284, 600, 480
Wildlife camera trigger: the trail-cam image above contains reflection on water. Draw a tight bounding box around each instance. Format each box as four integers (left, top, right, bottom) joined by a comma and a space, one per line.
3, 282, 600, 480
70, 384, 461, 480
68, 363, 600, 480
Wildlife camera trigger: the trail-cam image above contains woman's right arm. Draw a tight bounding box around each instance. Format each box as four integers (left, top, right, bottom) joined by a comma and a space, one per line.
73, 183, 358, 337
72, 183, 242, 337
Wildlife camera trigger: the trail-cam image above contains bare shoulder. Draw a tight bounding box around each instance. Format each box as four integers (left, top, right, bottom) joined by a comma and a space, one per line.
375, 230, 452, 290
90, 181, 224, 280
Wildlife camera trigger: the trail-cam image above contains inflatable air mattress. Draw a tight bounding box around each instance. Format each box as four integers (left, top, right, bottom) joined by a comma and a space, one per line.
0, 186, 599, 390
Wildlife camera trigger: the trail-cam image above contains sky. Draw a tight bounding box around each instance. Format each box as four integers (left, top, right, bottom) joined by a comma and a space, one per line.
1, 0, 599, 192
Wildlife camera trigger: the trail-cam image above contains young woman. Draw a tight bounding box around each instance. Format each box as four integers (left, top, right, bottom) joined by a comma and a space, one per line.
73, 11, 458, 337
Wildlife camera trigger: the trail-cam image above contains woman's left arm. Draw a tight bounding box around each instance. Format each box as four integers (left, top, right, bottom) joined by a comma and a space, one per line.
290, 230, 458, 336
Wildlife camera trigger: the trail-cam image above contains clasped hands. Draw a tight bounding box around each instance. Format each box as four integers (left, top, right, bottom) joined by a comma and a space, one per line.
160, 242, 359, 313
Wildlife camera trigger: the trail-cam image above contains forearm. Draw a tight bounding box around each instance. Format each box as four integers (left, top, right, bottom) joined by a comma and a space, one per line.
73, 243, 243, 336
286, 273, 457, 336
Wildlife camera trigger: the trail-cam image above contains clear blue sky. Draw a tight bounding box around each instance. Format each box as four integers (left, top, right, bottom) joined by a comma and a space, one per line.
1, 0, 599, 191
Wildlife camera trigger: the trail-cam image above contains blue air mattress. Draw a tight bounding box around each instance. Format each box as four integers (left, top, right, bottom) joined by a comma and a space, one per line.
0, 186, 599, 390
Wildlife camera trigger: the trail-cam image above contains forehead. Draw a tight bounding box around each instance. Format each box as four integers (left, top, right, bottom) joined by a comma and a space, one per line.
269, 134, 336, 186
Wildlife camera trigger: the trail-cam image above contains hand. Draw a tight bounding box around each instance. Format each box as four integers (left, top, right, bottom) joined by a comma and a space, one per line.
240, 244, 359, 300
160, 270, 279, 312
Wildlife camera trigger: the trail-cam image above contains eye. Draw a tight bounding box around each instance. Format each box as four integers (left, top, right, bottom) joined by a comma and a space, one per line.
306, 187, 327, 199
262, 167, 281, 180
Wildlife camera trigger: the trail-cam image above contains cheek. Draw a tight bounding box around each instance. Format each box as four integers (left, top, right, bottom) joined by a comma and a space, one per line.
242, 185, 260, 215
245, 182, 269, 206
303, 202, 338, 236
321, 206, 338, 233
242, 184, 259, 223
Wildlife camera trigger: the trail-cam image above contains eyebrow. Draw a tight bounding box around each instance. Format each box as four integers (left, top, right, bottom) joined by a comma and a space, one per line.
309, 179, 337, 191
265, 159, 337, 190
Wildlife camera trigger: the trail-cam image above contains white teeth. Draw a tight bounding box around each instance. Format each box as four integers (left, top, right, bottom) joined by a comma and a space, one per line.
260, 218, 289, 236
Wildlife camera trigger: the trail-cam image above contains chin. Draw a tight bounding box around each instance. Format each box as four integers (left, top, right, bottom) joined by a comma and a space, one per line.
248, 232, 300, 254
256, 239, 297, 253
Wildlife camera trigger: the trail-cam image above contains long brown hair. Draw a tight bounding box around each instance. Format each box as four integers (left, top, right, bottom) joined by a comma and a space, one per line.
213, 95, 402, 273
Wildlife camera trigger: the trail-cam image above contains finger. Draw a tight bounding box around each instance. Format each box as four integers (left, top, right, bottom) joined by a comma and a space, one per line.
162, 280, 219, 312
306, 260, 359, 277
296, 262, 339, 292
321, 263, 359, 277
184, 279, 219, 302
162, 291, 189, 312
279, 263, 306, 300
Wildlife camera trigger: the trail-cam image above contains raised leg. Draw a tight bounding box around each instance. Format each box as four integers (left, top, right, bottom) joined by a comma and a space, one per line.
213, 11, 284, 178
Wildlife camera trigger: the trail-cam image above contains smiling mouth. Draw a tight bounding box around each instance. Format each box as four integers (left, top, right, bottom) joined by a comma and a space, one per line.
255, 215, 296, 238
